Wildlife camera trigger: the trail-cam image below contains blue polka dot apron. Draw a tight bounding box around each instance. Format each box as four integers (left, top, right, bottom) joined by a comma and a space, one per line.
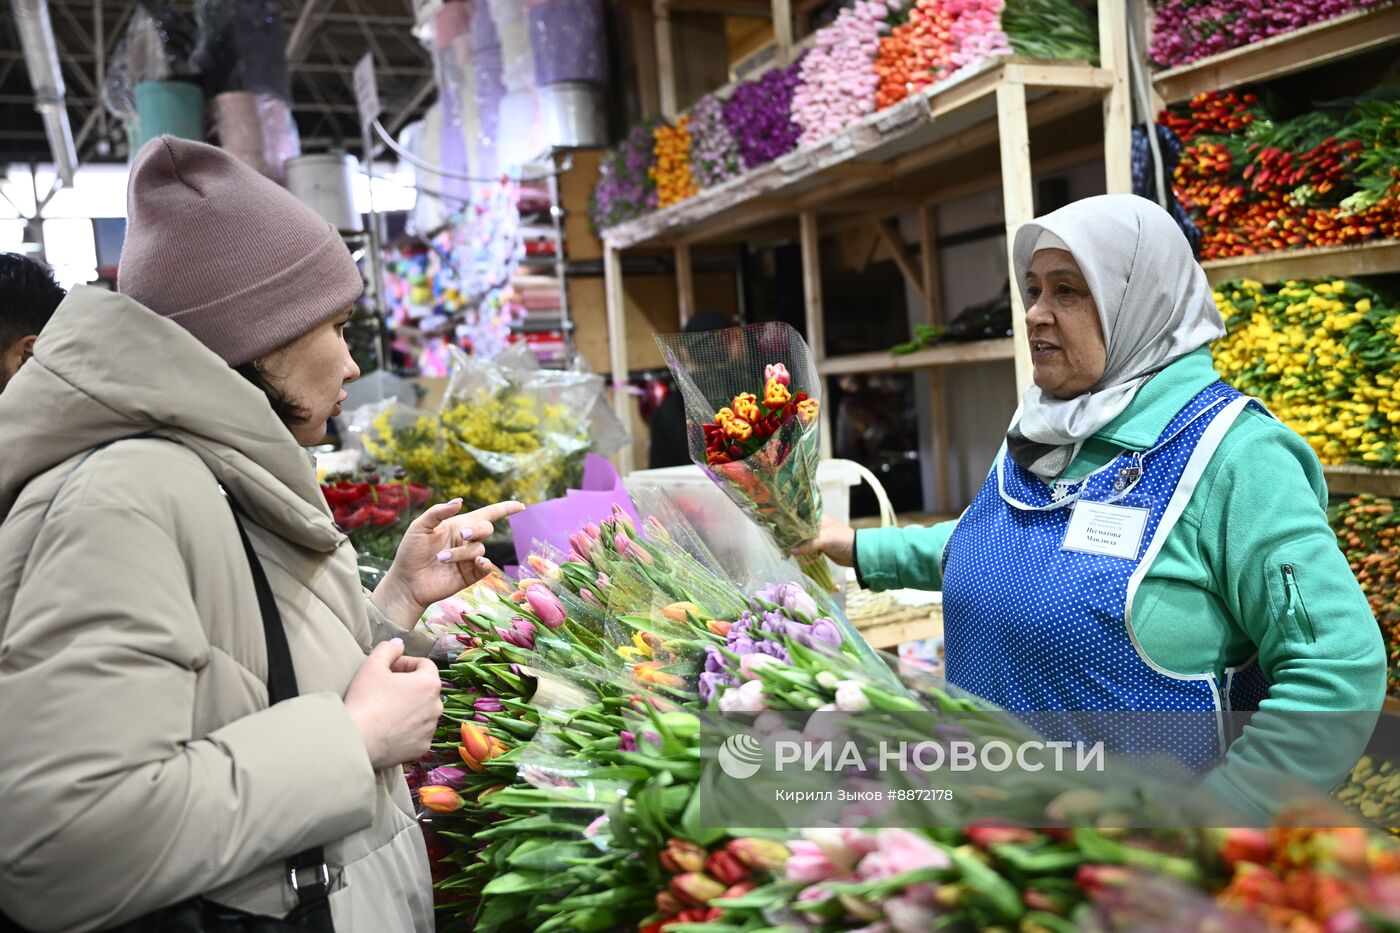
941, 381, 1271, 768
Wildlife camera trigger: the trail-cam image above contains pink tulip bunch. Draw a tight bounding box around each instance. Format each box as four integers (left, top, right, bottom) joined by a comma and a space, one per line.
790, 0, 899, 146
785, 828, 952, 931
946, 0, 1012, 73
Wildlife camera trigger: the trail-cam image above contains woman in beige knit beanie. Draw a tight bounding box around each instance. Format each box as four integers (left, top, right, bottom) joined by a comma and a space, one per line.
0, 137, 518, 932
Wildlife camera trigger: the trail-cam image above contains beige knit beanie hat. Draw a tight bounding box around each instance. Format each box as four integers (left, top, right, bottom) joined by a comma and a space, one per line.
118, 136, 364, 367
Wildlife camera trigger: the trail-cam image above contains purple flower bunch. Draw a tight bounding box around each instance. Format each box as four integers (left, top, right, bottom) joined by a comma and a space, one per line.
1149, 0, 1385, 68
722, 55, 808, 170
698, 582, 846, 705
590, 119, 661, 231
689, 92, 743, 188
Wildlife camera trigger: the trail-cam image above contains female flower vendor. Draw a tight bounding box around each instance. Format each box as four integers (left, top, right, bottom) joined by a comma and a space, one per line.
800, 195, 1385, 806
0, 138, 520, 930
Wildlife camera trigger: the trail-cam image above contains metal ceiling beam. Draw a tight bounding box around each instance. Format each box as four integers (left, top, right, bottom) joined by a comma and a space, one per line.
285, 0, 327, 65
382, 74, 433, 136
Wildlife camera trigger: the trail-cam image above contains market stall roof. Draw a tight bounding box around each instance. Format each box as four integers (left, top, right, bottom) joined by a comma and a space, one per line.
0, 0, 433, 165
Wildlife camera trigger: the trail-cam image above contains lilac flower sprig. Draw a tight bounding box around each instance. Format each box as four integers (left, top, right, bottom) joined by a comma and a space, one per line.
590, 118, 663, 231
689, 92, 743, 188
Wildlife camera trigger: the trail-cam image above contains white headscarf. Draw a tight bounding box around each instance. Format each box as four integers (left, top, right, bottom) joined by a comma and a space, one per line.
1006, 194, 1225, 480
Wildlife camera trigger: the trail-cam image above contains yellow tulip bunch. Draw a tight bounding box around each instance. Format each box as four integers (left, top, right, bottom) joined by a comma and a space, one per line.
1212, 278, 1400, 466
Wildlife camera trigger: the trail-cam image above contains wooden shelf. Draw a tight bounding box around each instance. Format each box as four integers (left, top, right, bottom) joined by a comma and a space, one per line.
1153, 5, 1400, 105
1201, 240, 1400, 286
602, 57, 1113, 250
819, 338, 1015, 376
1324, 465, 1400, 498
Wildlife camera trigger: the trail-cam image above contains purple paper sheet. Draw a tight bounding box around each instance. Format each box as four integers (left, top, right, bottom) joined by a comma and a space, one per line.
509, 454, 639, 565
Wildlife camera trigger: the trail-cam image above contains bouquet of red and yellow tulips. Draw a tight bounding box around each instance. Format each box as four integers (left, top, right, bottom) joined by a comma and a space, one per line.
657, 322, 836, 592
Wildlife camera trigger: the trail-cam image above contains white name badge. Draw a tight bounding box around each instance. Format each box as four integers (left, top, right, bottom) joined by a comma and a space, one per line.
1061, 500, 1149, 560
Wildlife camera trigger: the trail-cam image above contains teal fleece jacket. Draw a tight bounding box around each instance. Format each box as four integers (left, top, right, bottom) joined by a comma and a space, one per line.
856, 348, 1386, 809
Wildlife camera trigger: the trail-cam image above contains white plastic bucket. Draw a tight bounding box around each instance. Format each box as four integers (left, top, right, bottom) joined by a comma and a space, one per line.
286, 153, 362, 233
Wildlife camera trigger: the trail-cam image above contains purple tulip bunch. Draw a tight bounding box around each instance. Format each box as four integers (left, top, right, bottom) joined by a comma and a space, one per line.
722, 55, 808, 170
689, 92, 743, 187
791, 0, 896, 146
1149, 0, 1386, 68
698, 582, 846, 705
589, 119, 661, 230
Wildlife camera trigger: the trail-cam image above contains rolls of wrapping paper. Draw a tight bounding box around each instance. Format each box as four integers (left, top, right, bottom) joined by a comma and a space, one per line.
214, 91, 300, 182
527, 0, 607, 86
520, 290, 562, 312
133, 80, 203, 148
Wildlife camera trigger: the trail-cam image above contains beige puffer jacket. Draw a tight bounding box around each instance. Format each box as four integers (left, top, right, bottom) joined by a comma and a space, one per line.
0, 288, 436, 932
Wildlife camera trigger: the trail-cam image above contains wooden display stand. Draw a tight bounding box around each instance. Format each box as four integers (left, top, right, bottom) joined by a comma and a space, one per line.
600, 0, 1134, 475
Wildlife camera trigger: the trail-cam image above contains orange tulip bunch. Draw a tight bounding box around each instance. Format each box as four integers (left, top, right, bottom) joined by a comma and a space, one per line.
874, 0, 958, 107
651, 115, 700, 208
1166, 90, 1400, 260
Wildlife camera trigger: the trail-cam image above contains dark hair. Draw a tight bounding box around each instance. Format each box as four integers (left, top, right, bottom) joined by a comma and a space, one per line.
0, 253, 66, 349
234, 360, 312, 426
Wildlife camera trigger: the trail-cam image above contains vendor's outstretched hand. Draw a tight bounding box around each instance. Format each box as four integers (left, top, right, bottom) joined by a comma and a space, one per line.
792, 516, 857, 568
373, 498, 525, 627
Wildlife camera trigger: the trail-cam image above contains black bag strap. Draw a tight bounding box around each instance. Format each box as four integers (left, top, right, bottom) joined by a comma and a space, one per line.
225, 499, 336, 933
228, 504, 300, 704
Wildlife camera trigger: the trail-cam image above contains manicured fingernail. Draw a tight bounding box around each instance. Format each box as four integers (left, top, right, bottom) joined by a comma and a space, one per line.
461, 529, 474, 542
476, 557, 489, 567
390, 637, 403, 645
449, 497, 463, 505
437, 550, 453, 562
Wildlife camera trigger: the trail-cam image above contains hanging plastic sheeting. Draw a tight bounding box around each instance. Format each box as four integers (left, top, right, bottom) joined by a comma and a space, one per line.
430, 1, 474, 204
470, 0, 505, 178
528, 0, 608, 147
486, 0, 546, 170
401, 106, 455, 236
196, 0, 301, 180
103, 6, 200, 153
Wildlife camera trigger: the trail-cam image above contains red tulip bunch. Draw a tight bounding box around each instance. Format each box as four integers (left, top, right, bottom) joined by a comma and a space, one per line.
700, 362, 820, 466
320, 466, 433, 560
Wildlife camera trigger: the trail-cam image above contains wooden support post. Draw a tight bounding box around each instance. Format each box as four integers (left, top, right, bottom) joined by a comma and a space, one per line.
604, 243, 636, 474
997, 81, 1035, 396
1098, 0, 1133, 193
918, 207, 951, 513
631, 3, 661, 118
874, 219, 925, 306
772, 0, 793, 63
799, 211, 832, 460
654, 4, 678, 120
675, 243, 695, 328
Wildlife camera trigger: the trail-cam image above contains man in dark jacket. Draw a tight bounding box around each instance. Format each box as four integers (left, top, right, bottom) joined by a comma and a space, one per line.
0, 252, 66, 393
648, 309, 732, 468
